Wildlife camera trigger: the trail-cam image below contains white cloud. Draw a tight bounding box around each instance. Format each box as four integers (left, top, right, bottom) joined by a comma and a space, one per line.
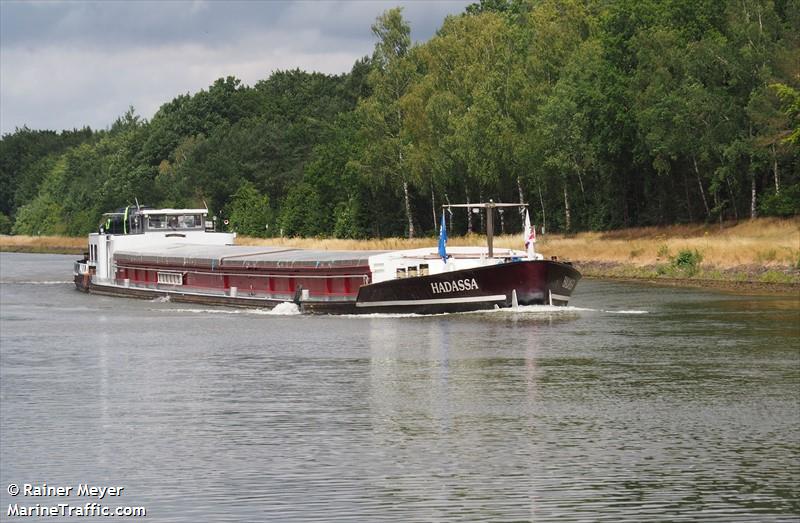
0, 0, 472, 134
1, 38, 360, 133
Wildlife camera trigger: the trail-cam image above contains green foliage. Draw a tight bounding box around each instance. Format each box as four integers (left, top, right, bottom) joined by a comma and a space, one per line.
758, 270, 794, 284
770, 83, 800, 145
12, 194, 67, 235
759, 183, 800, 216
13, 155, 59, 211
333, 198, 366, 239
670, 249, 704, 276
0, 212, 12, 234
277, 183, 325, 237
142, 76, 258, 165
359, 7, 419, 237
0, 126, 94, 216
227, 181, 272, 237
2, 2, 799, 238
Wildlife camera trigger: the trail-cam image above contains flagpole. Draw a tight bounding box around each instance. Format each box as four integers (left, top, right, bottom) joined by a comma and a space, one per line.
438, 210, 448, 263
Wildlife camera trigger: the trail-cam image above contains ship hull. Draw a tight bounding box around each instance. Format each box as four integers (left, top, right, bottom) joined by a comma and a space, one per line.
85, 281, 292, 309
75, 258, 580, 315
350, 260, 580, 315
73, 260, 91, 292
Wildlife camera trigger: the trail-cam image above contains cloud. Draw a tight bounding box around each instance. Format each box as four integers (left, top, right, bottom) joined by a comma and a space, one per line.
0, 0, 472, 134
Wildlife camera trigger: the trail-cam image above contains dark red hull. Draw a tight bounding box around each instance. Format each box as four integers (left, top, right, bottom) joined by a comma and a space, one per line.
76, 257, 580, 315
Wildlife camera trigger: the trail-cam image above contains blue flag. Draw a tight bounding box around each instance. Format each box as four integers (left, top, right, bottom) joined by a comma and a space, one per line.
438, 210, 448, 262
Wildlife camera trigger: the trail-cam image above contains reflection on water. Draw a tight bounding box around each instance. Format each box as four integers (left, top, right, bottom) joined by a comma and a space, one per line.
1, 253, 798, 522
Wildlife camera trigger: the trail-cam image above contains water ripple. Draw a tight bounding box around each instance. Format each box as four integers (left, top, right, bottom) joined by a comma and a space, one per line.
1, 254, 798, 521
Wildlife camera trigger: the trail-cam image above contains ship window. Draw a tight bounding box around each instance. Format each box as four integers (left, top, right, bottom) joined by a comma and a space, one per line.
396, 268, 406, 279
99, 213, 125, 234
148, 215, 166, 229
157, 272, 183, 285
407, 266, 418, 277
420, 264, 429, 276
144, 214, 206, 230
176, 214, 203, 229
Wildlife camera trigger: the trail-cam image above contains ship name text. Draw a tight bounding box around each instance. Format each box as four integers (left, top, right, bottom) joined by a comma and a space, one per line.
430, 278, 479, 294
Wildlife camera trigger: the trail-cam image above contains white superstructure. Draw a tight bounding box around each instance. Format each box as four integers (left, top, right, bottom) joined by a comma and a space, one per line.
368, 246, 542, 284
86, 208, 235, 284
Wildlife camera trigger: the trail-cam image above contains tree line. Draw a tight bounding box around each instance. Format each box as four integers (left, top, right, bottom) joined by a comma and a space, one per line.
1, 0, 798, 239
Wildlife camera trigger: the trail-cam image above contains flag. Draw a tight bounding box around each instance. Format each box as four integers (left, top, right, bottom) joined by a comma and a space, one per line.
438, 210, 448, 262
523, 210, 536, 258
524, 210, 536, 246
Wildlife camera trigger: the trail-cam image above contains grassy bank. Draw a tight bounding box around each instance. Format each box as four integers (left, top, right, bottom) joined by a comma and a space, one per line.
529, 217, 800, 289
3, 217, 798, 290
0, 234, 86, 254
237, 217, 800, 290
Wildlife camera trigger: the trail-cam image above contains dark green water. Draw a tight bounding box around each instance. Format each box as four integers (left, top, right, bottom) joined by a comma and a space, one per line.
1, 253, 798, 521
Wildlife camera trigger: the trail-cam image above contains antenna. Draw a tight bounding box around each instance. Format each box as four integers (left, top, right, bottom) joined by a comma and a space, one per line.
134, 197, 140, 211
202, 199, 209, 212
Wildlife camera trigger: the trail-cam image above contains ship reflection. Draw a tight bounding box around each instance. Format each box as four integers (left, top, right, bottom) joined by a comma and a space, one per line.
364, 317, 551, 515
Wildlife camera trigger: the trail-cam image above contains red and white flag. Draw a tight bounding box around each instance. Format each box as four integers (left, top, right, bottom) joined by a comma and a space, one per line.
523, 210, 536, 258
523, 210, 536, 247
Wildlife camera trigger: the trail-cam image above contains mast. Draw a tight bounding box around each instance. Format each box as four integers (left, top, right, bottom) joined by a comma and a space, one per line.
442, 201, 528, 258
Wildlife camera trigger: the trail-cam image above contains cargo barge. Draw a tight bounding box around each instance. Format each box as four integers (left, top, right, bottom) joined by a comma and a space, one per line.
73, 203, 581, 314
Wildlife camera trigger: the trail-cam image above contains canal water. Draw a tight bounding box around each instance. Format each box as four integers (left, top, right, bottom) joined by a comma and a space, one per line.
1, 252, 798, 522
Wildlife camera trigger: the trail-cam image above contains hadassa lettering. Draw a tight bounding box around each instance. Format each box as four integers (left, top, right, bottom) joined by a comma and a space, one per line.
430, 278, 479, 294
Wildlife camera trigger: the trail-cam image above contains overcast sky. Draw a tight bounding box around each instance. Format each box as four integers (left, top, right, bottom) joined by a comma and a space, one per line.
0, 0, 472, 135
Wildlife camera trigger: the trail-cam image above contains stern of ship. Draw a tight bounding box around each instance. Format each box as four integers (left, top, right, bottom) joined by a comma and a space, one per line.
73, 258, 91, 292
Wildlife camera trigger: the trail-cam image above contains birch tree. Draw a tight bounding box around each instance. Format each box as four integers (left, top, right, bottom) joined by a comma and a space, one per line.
359, 8, 418, 237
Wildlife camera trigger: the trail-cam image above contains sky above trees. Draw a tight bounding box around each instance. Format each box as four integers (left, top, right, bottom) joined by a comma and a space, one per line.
0, 0, 471, 135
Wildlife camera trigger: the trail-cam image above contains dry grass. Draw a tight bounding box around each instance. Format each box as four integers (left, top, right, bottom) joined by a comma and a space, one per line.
0, 234, 86, 254
235, 234, 518, 251
239, 217, 800, 269
532, 217, 800, 269
3, 217, 798, 269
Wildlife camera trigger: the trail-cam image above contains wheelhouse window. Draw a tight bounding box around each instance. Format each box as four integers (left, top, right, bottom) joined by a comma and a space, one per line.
146, 214, 205, 231
178, 215, 203, 229
148, 215, 166, 229
99, 213, 125, 234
